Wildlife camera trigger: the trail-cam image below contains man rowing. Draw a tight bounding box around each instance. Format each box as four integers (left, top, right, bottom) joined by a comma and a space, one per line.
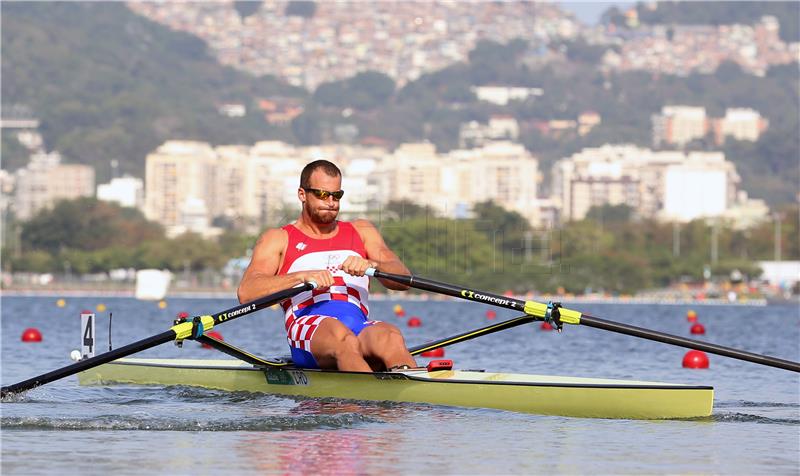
238, 160, 418, 372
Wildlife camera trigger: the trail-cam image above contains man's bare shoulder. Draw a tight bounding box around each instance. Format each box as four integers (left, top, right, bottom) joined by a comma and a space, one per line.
254, 227, 289, 252
350, 218, 378, 232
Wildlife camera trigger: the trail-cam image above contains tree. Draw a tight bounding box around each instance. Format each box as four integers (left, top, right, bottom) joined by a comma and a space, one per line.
20, 198, 164, 253
285, 1, 316, 18
233, 1, 262, 19
313, 71, 395, 110
585, 204, 634, 224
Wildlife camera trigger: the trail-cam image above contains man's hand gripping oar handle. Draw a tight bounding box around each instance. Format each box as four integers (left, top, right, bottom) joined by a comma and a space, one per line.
366, 268, 800, 373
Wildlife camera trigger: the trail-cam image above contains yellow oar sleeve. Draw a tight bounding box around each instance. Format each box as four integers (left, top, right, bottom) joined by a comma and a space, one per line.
523, 301, 582, 325
171, 315, 215, 340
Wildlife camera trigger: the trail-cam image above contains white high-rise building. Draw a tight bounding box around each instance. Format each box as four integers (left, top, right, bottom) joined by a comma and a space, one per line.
97, 176, 144, 209
144, 141, 217, 236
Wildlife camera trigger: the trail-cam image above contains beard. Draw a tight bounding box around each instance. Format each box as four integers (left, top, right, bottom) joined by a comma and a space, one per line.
306, 202, 338, 224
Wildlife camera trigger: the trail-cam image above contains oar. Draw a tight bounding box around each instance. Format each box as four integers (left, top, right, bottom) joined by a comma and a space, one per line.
1, 283, 316, 397
409, 314, 534, 356
368, 269, 800, 373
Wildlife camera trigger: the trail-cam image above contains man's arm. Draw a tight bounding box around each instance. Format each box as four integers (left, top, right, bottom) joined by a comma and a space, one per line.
237, 228, 333, 303
351, 219, 411, 291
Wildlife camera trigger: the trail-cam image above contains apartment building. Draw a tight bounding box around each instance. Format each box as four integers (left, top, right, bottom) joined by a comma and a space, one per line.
14, 152, 95, 220
459, 116, 520, 148
142, 138, 545, 232
144, 140, 218, 236
652, 106, 709, 147
712, 108, 769, 144
553, 145, 742, 223
653, 106, 768, 148
386, 141, 541, 225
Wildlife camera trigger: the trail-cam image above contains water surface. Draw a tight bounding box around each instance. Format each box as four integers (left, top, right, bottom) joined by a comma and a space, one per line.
2, 296, 798, 474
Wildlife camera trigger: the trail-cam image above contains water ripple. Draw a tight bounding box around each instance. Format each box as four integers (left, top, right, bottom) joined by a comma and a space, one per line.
716, 400, 799, 409
0, 413, 379, 431
710, 412, 799, 425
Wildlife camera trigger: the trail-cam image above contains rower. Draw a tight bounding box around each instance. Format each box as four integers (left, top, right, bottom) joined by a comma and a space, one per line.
237, 160, 417, 372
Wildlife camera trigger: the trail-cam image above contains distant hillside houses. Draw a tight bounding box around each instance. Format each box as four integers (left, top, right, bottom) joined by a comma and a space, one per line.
472, 86, 543, 106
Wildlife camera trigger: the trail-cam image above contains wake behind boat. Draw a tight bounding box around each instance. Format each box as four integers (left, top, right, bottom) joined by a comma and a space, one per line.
77, 358, 714, 420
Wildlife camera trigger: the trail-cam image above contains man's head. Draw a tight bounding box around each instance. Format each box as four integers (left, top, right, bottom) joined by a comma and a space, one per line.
298, 160, 343, 225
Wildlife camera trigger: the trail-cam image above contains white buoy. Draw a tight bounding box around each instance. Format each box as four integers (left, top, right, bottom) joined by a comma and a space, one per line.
70, 350, 82, 362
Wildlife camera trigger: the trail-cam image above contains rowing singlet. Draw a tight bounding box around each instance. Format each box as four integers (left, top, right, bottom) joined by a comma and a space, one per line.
278, 221, 375, 367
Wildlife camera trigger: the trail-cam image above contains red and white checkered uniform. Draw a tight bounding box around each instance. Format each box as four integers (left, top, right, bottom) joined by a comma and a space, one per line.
278, 222, 372, 350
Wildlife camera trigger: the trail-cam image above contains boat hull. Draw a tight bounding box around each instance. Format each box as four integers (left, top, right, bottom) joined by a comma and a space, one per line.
78, 358, 714, 419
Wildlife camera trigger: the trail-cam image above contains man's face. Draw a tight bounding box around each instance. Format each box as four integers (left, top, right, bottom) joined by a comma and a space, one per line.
300, 169, 342, 224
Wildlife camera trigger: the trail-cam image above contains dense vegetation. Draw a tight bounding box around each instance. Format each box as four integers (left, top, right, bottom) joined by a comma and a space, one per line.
3, 3, 797, 204
5, 198, 797, 294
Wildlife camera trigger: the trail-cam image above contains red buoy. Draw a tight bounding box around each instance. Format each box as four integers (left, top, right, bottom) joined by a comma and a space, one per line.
486, 310, 497, 320
690, 323, 706, 335
177, 311, 190, 320
540, 321, 553, 331
21, 328, 42, 342
682, 350, 709, 368
200, 330, 224, 349
407, 317, 422, 327
686, 310, 698, 322
396, 309, 406, 318
421, 348, 445, 357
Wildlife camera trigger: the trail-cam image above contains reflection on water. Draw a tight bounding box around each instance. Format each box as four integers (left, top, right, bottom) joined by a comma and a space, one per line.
237, 400, 410, 475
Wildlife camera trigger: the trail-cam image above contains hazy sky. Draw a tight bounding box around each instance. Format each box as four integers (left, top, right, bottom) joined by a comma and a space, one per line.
557, 1, 635, 24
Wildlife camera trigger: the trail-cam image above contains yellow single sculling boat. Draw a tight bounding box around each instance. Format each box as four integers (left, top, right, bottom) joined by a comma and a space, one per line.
78, 357, 714, 419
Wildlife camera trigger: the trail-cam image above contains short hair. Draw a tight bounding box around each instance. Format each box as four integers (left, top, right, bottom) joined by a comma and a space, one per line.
300, 160, 341, 189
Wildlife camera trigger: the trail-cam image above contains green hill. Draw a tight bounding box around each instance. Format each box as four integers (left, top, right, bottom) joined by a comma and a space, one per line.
1, 2, 304, 180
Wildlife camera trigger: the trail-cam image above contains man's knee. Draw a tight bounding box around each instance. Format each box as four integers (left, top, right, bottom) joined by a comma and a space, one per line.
365, 323, 406, 350
333, 332, 363, 360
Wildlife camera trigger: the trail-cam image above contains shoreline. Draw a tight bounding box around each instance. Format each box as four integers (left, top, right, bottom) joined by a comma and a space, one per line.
0, 287, 769, 306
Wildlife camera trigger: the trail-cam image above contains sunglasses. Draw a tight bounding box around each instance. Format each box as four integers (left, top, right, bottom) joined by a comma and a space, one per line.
304, 187, 345, 201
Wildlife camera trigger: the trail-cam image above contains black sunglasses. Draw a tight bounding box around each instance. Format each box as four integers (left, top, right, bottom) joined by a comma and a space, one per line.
304, 187, 344, 200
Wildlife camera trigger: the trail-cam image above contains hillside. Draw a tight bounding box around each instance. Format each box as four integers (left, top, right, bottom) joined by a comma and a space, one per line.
2, 2, 797, 205
1, 2, 303, 180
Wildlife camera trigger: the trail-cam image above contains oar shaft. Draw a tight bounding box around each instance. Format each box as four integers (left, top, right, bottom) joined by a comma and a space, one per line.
369, 270, 528, 311
370, 269, 800, 373
580, 314, 800, 372
1, 331, 176, 397
1, 283, 314, 397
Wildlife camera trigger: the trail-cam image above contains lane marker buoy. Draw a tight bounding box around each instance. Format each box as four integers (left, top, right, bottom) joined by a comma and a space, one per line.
21, 328, 42, 342
682, 350, 709, 368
